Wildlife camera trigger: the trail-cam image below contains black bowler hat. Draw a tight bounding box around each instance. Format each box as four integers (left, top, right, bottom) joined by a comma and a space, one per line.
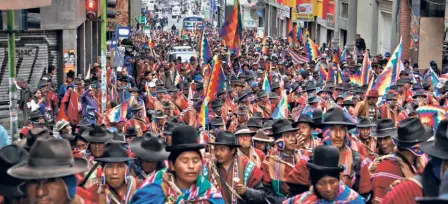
420, 119, 448, 160
208, 131, 240, 147
357, 117, 375, 128
270, 119, 298, 140
393, 118, 433, 148
166, 126, 205, 152
307, 145, 344, 172
95, 141, 134, 163
373, 119, 397, 138
124, 127, 137, 137
321, 107, 356, 129
163, 122, 177, 135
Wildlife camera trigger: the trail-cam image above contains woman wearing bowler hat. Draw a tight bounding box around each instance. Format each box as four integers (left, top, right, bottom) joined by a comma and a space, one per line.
284, 145, 364, 203
130, 126, 224, 204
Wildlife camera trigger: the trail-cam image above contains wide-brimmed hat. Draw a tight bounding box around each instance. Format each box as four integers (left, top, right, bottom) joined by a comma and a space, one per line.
247, 118, 262, 128
208, 131, 240, 147
256, 90, 267, 98
393, 118, 433, 148
237, 91, 249, 102
166, 126, 205, 152
413, 90, 427, 99
210, 100, 223, 108
210, 117, 225, 127
292, 114, 315, 128
305, 84, 317, 92
153, 110, 167, 119
321, 107, 356, 129
307, 95, 319, 104
357, 117, 375, 128
55, 119, 70, 132
270, 119, 298, 140
420, 119, 448, 160
124, 127, 137, 137
162, 101, 172, 109
306, 145, 344, 172
236, 106, 248, 115
82, 125, 113, 143
0, 145, 28, 197
235, 127, 256, 137
95, 141, 134, 163
373, 119, 397, 138
130, 133, 169, 161
317, 87, 331, 94
269, 92, 279, 99
131, 103, 144, 111
366, 90, 379, 98
8, 138, 88, 180
385, 93, 397, 100
253, 130, 274, 143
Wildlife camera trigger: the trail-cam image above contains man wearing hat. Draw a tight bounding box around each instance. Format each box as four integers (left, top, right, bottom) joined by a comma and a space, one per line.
354, 89, 379, 121
170, 87, 189, 112
358, 118, 397, 199
262, 119, 301, 202
352, 117, 377, 157
161, 101, 176, 118
7, 138, 90, 203
293, 114, 320, 152
122, 104, 150, 136
422, 81, 439, 105
370, 118, 432, 203
284, 145, 364, 203
235, 127, 265, 169
130, 126, 224, 203
207, 131, 265, 203
414, 90, 428, 107
0, 145, 28, 203
88, 141, 137, 202
81, 82, 99, 118
130, 132, 169, 181
117, 75, 131, 104
253, 90, 272, 118
286, 107, 362, 193
148, 110, 168, 135
381, 119, 448, 203
228, 106, 249, 132
81, 124, 113, 188
55, 119, 73, 141
59, 77, 84, 125
379, 91, 400, 124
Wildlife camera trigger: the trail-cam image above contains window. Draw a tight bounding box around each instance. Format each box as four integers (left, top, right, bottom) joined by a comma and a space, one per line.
341, 2, 348, 19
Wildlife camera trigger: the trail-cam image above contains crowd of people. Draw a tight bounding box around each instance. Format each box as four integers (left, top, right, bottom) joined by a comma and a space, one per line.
1, 26, 448, 204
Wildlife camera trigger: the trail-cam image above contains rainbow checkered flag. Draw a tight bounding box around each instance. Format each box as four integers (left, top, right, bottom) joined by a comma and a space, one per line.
219, 0, 243, 52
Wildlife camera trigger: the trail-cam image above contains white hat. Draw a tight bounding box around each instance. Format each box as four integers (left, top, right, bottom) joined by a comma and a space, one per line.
55, 120, 70, 132
148, 82, 156, 88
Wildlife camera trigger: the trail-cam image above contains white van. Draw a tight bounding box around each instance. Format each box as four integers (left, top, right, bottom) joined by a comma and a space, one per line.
172, 6, 181, 18
147, 0, 155, 11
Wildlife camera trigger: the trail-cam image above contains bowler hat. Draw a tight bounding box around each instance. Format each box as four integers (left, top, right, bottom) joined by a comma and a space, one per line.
270, 119, 298, 140
209, 131, 240, 147
357, 117, 375, 128
8, 138, 88, 180
393, 118, 433, 148
130, 133, 169, 161
420, 119, 448, 160
95, 141, 134, 163
166, 126, 205, 152
373, 119, 397, 138
321, 107, 356, 129
0, 145, 28, 197
306, 145, 344, 172
82, 125, 113, 143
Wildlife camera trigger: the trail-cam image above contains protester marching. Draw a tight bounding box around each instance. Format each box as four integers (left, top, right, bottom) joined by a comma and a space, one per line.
3, 1, 448, 204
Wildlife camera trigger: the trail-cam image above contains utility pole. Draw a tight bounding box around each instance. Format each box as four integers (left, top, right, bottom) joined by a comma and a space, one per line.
7, 10, 18, 142
101, 0, 107, 113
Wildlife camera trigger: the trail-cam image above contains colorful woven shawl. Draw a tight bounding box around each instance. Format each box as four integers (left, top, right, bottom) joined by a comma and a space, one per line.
283, 182, 364, 204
